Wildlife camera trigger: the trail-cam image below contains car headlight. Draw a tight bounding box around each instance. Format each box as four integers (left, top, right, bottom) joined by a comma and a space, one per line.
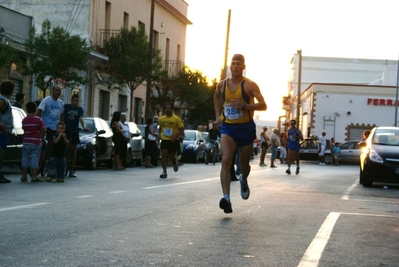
369, 150, 383, 163
186, 144, 195, 149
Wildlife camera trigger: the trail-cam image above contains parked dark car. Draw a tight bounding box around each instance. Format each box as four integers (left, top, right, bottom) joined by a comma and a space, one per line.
2, 106, 26, 166
137, 124, 146, 158
338, 141, 361, 164
298, 137, 331, 164
126, 122, 143, 166
181, 130, 206, 163
76, 117, 113, 169
359, 126, 399, 187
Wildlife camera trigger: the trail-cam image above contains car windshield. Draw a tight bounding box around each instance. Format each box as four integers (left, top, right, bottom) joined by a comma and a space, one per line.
373, 129, 399, 145
80, 118, 95, 133
184, 131, 196, 141
202, 132, 208, 140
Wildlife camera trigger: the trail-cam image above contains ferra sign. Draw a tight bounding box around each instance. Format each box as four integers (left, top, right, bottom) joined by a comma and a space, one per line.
367, 98, 399, 106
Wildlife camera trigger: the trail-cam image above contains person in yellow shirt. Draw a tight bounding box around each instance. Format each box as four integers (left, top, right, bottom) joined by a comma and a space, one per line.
214, 54, 267, 213
158, 102, 184, 179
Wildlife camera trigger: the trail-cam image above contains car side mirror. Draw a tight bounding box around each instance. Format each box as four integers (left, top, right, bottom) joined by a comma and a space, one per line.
358, 141, 366, 147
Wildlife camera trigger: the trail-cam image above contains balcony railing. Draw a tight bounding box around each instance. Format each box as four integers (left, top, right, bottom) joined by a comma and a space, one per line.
163, 60, 183, 78
98, 29, 121, 48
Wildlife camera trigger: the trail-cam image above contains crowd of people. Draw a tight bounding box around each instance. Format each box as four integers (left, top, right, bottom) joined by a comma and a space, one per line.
0, 80, 90, 184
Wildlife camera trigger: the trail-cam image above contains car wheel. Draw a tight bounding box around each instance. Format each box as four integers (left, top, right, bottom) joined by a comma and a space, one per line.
359, 167, 364, 184
135, 159, 142, 167
361, 166, 373, 187
194, 151, 199, 163
87, 147, 98, 170
125, 149, 133, 167
324, 154, 332, 164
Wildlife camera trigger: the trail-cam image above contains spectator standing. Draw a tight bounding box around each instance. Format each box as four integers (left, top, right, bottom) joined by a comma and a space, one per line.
318, 130, 327, 165
13, 92, 25, 109
119, 112, 130, 167
0, 80, 15, 183
330, 137, 335, 165
144, 117, 157, 168
259, 126, 269, 167
333, 142, 341, 166
158, 102, 184, 179
46, 122, 69, 183
361, 130, 370, 141
37, 84, 64, 155
206, 122, 220, 165
110, 111, 125, 170
279, 132, 287, 164
21, 102, 46, 182
151, 116, 159, 166
63, 94, 88, 177
270, 128, 280, 167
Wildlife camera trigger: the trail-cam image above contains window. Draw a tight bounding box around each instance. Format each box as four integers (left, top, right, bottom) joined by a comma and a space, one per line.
123, 12, 129, 28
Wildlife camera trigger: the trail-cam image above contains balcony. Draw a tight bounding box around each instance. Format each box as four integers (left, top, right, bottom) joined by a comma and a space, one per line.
163, 60, 183, 79
98, 29, 121, 49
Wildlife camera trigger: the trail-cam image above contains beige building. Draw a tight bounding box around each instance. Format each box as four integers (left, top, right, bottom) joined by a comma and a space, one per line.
0, 0, 191, 122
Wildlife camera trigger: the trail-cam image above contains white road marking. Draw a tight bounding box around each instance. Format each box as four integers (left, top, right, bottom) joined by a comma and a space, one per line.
0, 202, 50, 212
75, 195, 93, 199
341, 179, 358, 200
298, 212, 340, 267
110, 191, 127, 194
144, 178, 219, 189
340, 212, 399, 218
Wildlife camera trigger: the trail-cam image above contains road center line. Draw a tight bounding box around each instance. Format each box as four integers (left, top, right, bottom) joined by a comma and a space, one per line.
298, 212, 340, 267
144, 178, 219, 189
341, 179, 358, 200
110, 191, 127, 194
0, 202, 51, 212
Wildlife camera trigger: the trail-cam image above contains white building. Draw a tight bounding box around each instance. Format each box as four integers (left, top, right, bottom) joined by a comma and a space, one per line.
286, 54, 399, 142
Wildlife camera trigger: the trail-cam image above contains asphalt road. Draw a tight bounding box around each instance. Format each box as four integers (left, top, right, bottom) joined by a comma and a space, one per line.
1, 157, 398, 267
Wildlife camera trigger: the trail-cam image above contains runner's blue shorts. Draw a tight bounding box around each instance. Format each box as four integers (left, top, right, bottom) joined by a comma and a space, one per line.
221, 121, 256, 147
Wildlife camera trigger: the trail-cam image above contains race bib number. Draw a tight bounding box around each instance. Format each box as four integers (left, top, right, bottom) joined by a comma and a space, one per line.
163, 128, 173, 136
224, 104, 243, 120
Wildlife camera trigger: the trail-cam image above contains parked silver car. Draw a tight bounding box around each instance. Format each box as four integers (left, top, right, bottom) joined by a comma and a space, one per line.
126, 122, 143, 166
338, 141, 361, 164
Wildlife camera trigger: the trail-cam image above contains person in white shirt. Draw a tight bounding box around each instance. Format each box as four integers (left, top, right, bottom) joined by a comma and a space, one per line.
318, 130, 327, 165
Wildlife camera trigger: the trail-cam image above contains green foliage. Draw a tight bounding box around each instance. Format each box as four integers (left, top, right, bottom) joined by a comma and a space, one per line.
103, 26, 165, 91
17, 19, 90, 92
171, 67, 217, 126
0, 43, 16, 69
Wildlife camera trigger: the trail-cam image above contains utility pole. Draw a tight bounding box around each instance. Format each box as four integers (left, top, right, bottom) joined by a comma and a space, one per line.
220, 10, 231, 80
146, 0, 155, 121
296, 50, 302, 127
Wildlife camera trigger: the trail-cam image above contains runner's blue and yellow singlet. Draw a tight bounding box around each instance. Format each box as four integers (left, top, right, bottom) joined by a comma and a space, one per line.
220, 77, 254, 124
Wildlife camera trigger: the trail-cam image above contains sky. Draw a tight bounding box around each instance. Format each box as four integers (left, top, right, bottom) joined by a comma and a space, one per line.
184, 0, 399, 121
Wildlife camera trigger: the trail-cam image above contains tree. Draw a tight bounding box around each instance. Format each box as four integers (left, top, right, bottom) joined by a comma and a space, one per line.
171, 67, 216, 127
17, 19, 90, 95
103, 26, 165, 119
0, 43, 15, 69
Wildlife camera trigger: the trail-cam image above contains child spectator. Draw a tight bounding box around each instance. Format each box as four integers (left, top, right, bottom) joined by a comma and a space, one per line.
333, 142, 341, 166
21, 102, 46, 182
45, 122, 69, 182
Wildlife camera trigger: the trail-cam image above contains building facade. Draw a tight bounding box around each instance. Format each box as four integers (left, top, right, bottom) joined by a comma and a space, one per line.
0, 0, 191, 122
284, 54, 399, 142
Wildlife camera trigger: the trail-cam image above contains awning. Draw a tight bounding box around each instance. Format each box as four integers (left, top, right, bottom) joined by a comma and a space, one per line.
87, 50, 108, 61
